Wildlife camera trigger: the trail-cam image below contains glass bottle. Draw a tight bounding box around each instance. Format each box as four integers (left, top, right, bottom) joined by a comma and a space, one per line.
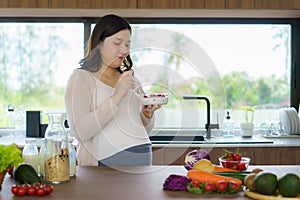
22, 138, 39, 173
223, 111, 235, 138
44, 112, 69, 184
6, 104, 15, 129
68, 138, 76, 177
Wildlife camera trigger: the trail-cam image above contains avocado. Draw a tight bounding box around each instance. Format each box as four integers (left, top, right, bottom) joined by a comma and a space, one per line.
254, 172, 278, 195
13, 163, 41, 184
278, 173, 300, 197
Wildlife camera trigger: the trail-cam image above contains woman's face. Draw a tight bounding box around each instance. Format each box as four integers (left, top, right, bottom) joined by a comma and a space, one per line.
99, 29, 131, 69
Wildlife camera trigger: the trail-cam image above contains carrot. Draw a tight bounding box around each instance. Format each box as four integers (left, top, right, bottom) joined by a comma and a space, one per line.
187, 170, 243, 185
214, 165, 240, 173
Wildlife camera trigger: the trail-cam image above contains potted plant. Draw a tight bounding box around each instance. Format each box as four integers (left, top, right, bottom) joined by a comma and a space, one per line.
234, 106, 255, 137
0, 143, 24, 191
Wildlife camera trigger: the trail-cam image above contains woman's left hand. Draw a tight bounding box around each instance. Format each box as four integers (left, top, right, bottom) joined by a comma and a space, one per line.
142, 104, 162, 119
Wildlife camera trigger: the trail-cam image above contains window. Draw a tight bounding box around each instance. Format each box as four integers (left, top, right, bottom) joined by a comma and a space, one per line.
0, 22, 84, 126
129, 23, 292, 129
0, 17, 299, 133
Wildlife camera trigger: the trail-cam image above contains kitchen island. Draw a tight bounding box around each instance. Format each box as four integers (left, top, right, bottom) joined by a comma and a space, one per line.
1, 165, 299, 200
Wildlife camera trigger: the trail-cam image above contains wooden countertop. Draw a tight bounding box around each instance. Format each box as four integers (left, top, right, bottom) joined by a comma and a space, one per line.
1, 165, 300, 200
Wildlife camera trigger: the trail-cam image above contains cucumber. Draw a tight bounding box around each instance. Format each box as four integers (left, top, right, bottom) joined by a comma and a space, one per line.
216, 172, 251, 182
13, 163, 41, 184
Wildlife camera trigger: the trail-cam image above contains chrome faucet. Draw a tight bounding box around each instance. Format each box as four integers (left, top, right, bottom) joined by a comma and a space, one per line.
183, 95, 219, 139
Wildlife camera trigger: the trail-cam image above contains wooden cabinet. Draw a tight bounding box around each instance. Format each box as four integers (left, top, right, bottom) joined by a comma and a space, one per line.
0, 0, 299, 9
152, 146, 300, 165
0, 0, 48, 8
136, 0, 296, 9
49, 0, 136, 9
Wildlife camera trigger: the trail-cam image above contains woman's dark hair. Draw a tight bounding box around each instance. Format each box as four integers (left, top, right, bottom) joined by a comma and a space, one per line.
79, 14, 133, 73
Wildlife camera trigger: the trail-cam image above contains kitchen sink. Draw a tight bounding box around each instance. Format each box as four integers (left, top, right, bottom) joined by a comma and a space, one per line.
149, 135, 205, 144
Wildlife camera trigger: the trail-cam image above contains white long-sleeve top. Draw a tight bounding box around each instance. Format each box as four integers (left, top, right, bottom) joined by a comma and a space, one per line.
64, 69, 154, 166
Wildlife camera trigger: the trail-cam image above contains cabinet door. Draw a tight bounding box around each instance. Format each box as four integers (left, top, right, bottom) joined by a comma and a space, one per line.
50, 0, 136, 9
254, 0, 292, 9
152, 146, 300, 165
137, 0, 229, 9
137, 0, 207, 9
0, 0, 48, 8
226, 0, 255, 9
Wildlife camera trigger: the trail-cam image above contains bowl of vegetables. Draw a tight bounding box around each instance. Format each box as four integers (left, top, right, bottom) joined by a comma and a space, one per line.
219, 149, 250, 171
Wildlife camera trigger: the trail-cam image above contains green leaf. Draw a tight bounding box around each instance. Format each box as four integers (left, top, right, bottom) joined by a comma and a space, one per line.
0, 143, 24, 173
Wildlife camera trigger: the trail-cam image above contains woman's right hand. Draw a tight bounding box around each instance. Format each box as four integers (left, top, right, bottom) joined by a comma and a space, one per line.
111, 70, 135, 104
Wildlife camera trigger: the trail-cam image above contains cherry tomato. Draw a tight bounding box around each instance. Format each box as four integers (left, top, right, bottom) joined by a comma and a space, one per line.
27, 185, 37, 196
17, 187, 27, 196
192, 181, 199, 188
230, 181, 241, 190
44, 184, 53, 195
11, 185, 19, 195
36, 187, 46, 196
33, 182, 42, 189
204, 182, 217, 192
22, 183, 30, 191
217, 180, 229, 192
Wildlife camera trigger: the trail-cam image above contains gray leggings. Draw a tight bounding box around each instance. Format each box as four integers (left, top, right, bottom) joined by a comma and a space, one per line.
98, 144, 152, 166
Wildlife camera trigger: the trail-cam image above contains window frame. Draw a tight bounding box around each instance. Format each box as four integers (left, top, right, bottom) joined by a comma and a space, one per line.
0, 16, 299, 112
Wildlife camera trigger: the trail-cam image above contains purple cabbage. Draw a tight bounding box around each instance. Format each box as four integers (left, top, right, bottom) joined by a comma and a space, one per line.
184, 149, 210, 170
163, 174, 191, 191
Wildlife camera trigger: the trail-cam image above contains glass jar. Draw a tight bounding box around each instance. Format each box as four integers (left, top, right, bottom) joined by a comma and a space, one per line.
44, 112, 69, 184
68, 138, 76, 177
22, 138, 39, 173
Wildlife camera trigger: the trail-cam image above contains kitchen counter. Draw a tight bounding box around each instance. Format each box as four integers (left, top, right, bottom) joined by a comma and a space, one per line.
1, 165, 300, 200
0, 130, 299, 148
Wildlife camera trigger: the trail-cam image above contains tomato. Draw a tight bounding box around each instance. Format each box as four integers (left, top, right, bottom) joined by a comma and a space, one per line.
217, 180, 229, 192
192, 181, 199, 188
225, 161, 235, 168
22, 183, 30, 191
36, 187, 46, 196
27, 185, 37, 196
11, 185, 19, 195
44, 184, 53, 195
230, 181, 241, 190
33, 182, 42, 189
204, 182, 216, 192
17, 187, 27, 196
237, 162, 246, 171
